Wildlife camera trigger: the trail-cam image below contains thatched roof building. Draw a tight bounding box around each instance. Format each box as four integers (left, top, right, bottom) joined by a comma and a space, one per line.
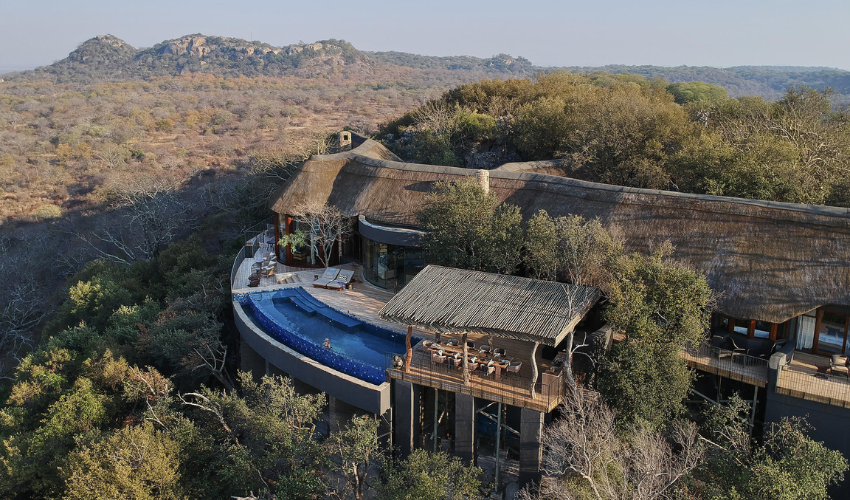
379, 265, 600, 346
270, 137, 850, 324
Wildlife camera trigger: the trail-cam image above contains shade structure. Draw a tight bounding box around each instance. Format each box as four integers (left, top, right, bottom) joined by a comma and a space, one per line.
379, 265, 601, 346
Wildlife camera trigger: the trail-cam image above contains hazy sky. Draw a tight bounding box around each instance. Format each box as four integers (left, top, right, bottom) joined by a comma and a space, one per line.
1, 0, 848, 71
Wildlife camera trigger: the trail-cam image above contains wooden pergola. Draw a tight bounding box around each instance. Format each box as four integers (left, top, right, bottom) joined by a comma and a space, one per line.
379, 265, 601, 394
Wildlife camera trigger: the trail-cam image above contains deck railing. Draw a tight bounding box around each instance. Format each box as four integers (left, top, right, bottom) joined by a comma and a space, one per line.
230, 245, 246, 289
681, 342, 769, 387
386, 354, 565, 413
775, 365, 850, 407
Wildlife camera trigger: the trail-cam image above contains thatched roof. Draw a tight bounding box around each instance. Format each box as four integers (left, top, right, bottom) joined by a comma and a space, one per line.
270, 138, 850, 324
379, 265, 601, 346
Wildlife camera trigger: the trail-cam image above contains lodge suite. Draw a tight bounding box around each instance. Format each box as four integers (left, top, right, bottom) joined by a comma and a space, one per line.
259, 131, 850, 476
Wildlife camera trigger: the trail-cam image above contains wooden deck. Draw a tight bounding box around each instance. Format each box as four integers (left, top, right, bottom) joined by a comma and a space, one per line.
775, 353, 850, 408
388, 339, 565, 413
679, 345, 769, 388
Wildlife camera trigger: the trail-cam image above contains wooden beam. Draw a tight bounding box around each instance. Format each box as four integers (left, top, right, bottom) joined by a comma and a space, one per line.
530, 342, 539, 398
273, 213, 281, 260
769, 323, 778, 342
404, 326, 412, 373
813, 309, 823, 353
462, 332, 470, 386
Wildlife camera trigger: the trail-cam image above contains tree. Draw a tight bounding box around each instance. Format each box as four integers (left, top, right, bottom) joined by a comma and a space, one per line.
377, 449, 482, 500
518, 390, 704, 500
62, 423, 184, 500
666, 82, 729, 104
326, 415, 381, 500
280, 202, 352, 269
417, 177, 522, 273
694, 395, 848, 500
524, 211, 620, 389
598, 244, 712, 427
73, 177, 192, 264
177, 372, 327, 499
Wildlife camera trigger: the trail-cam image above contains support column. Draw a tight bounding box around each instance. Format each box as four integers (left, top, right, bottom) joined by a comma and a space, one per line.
455, 393, 476, 464
394, 380, 416, 458
240, 339, 267, 380
519, 408, 544, 486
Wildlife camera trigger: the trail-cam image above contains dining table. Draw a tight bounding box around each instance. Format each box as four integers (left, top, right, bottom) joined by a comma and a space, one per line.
424, 342, 512, 380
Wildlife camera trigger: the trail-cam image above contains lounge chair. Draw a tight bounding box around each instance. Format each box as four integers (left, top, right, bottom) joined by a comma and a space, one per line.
313, 268, 340, 288
830, 355, 850, 378
493, 348, 506, 357
479, 345, 492, 354
431, 353, 446, 365
326, 269, 355, 291
482, 360, 495, 377
506, 361, 522, 376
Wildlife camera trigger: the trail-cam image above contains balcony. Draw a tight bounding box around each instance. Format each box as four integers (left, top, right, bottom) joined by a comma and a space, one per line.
774, 351, 850, 408
386, 339, 566, 413
680, 342, 769, 387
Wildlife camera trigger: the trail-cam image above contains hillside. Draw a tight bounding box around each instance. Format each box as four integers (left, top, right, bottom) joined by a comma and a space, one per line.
6, 34, 850, 101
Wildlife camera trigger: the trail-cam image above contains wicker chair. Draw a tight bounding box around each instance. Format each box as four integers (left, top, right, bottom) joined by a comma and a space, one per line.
506, 361, 522, 376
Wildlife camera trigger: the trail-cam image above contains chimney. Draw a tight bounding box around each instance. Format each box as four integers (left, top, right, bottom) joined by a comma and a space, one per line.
338, 131, 352, 149
476, 169, 490, 194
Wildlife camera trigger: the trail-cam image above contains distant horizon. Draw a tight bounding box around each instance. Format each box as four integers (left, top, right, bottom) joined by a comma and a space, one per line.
2, 0, 849, 73
2, 33, 848, 75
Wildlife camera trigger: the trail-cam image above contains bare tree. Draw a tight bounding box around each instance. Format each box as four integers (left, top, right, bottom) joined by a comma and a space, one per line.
280, 202, 352, 269
0, 237, 53, 379
72, 177, 192, 264
0, 280, 49, 380
519, 390, 704, 500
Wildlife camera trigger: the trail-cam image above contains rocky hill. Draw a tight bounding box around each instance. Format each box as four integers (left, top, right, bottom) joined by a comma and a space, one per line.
7, 34, 850, 101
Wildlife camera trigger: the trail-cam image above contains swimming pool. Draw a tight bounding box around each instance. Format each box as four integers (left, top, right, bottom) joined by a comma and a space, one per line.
240, 288, 418, 385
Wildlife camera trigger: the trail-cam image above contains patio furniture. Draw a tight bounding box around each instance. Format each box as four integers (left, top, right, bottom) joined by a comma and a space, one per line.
479, 345, 492, 354
326, 269, 356, 291
506, 361, 522, 376
467, 362, 479, 372
482, 360, 495, 377
431, 353, 446, 365
726, 337, 747, 362
313, 268, 341, 288
493, 348, 506, 356
830, 355, 850, 378
466, 341, 475, 349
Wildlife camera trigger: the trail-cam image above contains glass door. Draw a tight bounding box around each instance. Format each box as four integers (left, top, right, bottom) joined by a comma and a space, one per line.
814, 310, 850, 356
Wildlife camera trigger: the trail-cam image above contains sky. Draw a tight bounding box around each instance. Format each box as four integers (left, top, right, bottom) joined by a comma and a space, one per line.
1, 0, 848, 72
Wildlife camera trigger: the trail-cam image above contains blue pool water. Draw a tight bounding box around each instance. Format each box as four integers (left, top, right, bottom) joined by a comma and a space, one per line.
239, 287, 418, 385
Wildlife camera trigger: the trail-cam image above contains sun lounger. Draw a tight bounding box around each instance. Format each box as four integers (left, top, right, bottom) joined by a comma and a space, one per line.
313, 268, 340, 288
325, 269, 355, 291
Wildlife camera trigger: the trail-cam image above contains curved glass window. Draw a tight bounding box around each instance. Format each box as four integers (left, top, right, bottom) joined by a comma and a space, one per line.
361, 237, 425, 290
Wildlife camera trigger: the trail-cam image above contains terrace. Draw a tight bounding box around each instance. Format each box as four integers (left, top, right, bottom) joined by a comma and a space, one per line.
774, 352, 850, 408
388, 335, 568, 413
379, 265, 602, 413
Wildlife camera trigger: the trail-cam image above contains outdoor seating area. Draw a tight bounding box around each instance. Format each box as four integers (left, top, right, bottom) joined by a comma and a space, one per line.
776, 353, 850, 407
389, 335, 567, 412
420, 340, 539, 381
313, 268, 356, 290
710, 334, 778, 359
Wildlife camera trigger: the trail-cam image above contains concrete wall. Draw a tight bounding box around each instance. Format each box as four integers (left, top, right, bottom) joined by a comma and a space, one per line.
234, 300, 391, 415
